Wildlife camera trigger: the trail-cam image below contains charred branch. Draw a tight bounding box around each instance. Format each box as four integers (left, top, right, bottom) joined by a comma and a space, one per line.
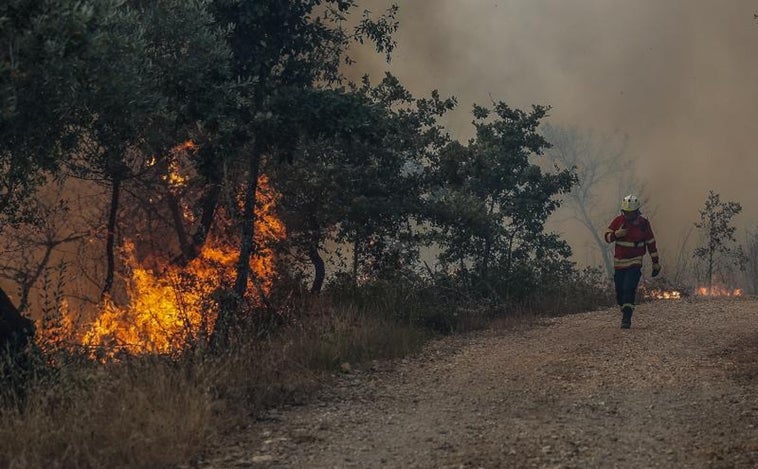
102, 177, 121, 298
308, 244, 325, 294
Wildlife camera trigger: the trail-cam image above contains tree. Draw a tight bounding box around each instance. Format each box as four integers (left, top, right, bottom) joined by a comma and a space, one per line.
207, 0, 399, 345
1, 0, 127, 227
333, 76, 453, 284
62, 3, 159, 297
541, 125, 634, 277
426, 103, 576, 301
1, 0, 142, 343
274, 74, 454, 292
60, 0, 233, 297
693, 191, 745, 294
742, 227, 758, 295
129, 0, 233, 266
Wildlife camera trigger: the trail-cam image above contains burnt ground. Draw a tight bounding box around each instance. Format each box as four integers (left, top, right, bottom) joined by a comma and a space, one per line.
201, 298, 758, 468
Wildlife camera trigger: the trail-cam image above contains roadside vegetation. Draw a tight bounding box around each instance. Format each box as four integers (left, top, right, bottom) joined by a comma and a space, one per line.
0, 273, 613, 468
1, 1, 616, 466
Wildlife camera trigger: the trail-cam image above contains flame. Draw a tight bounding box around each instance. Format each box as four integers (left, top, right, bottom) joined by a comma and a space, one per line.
81, 240, 226, 354
696, 285, 742, 297
70, 174, 285, 357
646, 289, 682, 300
163, 140, 196, 192
177, 140, 198, 152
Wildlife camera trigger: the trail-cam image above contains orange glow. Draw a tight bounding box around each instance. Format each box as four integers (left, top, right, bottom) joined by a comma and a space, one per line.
646, 289, 682, 300
163, 141, 196, 191
177, 140, 198, 152
51, 174, 285, 357
696, 285, 742, 297
81, 240, 226, 354
37, 298, 78, 354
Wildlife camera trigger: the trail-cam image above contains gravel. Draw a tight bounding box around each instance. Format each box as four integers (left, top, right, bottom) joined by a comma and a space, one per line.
201, 297, 758, 468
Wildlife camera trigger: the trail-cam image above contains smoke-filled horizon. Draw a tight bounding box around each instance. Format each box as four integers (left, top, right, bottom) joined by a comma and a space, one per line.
356, 0, 758, 268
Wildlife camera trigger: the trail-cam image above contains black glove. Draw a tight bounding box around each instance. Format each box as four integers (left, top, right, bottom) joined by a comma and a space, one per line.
651, 264, 661, 278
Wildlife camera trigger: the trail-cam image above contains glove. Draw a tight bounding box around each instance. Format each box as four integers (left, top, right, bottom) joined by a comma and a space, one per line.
614, 228, 627, 238
651, 264, 661, 277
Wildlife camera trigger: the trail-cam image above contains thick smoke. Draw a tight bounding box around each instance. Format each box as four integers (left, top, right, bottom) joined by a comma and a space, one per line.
357, 0, 758, 266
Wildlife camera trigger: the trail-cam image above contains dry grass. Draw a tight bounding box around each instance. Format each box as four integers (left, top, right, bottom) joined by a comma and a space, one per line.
0, 278, 610, 468
0, 301, 427, 468
0, 358, 213, 468
206, 302, 427, 418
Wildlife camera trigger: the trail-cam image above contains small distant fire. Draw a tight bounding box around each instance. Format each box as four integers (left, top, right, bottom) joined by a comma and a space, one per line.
696, 285, 742, 297
646, 288, 683, 300
164, 140, 195, 194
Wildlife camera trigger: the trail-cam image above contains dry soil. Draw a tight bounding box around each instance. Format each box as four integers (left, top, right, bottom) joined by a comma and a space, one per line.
203, 298, 758, 468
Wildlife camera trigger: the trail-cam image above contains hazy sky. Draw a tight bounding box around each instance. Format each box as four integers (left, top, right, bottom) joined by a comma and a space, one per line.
356, 0, 758, 265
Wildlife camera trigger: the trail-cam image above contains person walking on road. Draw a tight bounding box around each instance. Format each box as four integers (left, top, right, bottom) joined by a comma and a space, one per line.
604, 195, 661, 329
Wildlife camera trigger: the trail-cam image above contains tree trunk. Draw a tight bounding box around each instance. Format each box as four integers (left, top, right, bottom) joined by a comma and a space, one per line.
708, 242, 713, 295
102, 177, 121, 297
212, 145, 261, 348
308, 244, 325, 294
168, 182, 221, 266
352, 237, 360, 284
162, 144, 221, 265
168, 191, 195, 262
503, 229, 518, 303
482, 235, 491, 280
233, 147, 262, 297
190, 182, 221, 250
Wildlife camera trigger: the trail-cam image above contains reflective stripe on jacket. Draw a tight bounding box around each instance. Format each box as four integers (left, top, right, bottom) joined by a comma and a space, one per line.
604, 215, 659, 270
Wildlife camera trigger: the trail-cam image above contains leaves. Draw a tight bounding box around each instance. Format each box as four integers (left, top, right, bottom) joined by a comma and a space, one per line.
693, 190, 746, 288
425, 101, 576, 299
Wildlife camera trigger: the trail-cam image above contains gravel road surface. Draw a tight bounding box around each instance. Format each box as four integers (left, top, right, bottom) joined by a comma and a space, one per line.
204, 298, 758, 468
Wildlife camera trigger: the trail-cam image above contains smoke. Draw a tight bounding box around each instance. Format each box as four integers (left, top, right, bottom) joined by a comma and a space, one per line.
356, 0, 758, 266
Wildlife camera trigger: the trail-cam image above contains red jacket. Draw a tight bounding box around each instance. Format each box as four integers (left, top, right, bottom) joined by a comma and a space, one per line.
604, 215, 659, 270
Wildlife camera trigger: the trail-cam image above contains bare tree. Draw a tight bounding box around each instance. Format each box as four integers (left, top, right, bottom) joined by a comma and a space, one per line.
668, 225, 695, 288
743, 227, 758, 294
542, 124, 643, 277
0, 186, 90, 313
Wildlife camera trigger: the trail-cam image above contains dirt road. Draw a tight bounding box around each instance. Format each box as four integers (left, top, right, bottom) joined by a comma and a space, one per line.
205, 298, 758, 468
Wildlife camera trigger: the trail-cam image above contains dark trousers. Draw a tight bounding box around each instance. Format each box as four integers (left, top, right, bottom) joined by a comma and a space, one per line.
614, 267, 641, 311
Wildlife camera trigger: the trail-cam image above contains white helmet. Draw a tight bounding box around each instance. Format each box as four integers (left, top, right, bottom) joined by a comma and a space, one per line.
620, 194, 641, 212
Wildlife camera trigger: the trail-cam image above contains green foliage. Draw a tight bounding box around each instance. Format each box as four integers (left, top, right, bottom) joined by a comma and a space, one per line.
0, 0, 127, 225
272, 74, 455, 289
425, 102, 577, 301
64, 3, 157, 181
1, 1, 605, 353
693, 190, 746, 290
134, 0, 233, 151
208, 0, 400, 155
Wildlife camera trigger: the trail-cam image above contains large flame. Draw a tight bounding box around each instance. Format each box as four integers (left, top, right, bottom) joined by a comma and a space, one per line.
52, 173, 285, 357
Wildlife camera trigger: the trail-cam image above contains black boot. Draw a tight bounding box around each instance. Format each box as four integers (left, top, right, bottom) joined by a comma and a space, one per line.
621, 307, 633, 329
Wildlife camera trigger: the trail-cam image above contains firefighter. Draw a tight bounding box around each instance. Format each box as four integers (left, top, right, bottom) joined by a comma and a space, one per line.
604, 194, 660, 329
